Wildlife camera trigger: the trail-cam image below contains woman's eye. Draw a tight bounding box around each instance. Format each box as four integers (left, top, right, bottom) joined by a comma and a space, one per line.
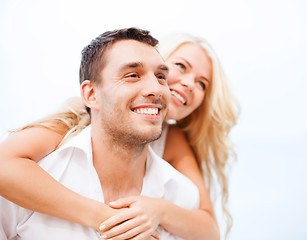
197, 81, 206, 91
175, 62, 186, 70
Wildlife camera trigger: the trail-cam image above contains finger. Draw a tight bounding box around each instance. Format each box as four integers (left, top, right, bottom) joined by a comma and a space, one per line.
101, 214, 148, 239
105, 224, 150, 240
128, 228, 155, 240
99, 209, 138, 232
151, 230, 160, 239
147, 236, 159, 240
108, 196, 138, 209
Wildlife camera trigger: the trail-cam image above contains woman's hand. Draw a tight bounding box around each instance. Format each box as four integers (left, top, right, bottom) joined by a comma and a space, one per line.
98, 196, 165, 240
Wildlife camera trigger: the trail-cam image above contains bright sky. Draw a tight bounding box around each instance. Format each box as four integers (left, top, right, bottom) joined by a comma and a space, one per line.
0, 0, 306, 239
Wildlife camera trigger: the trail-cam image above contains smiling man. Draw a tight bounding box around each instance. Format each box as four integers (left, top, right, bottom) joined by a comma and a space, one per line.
0, 28, 199, 240
88, 39, 169, 152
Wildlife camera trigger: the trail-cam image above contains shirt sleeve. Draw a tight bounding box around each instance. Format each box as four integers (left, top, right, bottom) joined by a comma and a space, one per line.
164, 172, 200, 210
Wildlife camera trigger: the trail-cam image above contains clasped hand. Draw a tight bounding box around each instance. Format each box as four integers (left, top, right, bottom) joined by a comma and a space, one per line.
98, 196, 164, 240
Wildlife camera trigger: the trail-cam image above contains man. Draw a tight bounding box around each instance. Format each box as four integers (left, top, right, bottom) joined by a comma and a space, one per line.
0, 28, 199, 239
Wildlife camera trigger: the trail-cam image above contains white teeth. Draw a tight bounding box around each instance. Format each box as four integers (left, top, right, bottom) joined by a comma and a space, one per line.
171, 90, 186, 104
134, 108, 158, 115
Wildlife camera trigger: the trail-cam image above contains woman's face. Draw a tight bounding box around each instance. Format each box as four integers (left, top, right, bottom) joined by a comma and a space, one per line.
165, 43, 212, 121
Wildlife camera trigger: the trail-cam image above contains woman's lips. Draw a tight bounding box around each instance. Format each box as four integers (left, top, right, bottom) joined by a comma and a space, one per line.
170, 89, 187, 105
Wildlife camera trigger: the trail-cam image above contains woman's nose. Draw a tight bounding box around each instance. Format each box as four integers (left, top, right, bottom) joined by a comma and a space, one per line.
180, 74, 195, 91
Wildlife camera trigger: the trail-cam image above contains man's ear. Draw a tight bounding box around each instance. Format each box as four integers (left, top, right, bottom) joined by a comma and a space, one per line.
80, 80, 99, 111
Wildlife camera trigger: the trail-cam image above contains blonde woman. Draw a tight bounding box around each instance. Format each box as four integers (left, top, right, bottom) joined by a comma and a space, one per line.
0, 33, 239, 239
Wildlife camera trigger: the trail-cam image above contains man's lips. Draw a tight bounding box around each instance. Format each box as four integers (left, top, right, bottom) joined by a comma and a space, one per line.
131, 105, 162, 116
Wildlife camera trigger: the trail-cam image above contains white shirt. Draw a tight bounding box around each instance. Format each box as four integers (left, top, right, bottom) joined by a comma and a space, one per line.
149, 123, 169, 157
0, 126, 199, 240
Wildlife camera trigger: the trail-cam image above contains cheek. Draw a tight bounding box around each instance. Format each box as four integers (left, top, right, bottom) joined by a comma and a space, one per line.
166, 69, 179, 85
163, 86, 171, 103
191, 92, 205, 111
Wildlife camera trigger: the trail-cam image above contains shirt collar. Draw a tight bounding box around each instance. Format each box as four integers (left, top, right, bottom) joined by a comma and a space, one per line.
57, 125, 93, 163
58, 126, 174, 198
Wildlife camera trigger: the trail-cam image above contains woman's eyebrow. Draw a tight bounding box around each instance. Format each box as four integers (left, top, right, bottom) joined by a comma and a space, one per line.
200, 76, 210, 83
179, 58, 192, 69
180, 58, 210, 83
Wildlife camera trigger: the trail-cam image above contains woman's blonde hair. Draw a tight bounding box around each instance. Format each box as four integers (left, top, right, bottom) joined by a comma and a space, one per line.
17, 33, 240, 238
13, 97, 90, 147
159, 33, 240, 236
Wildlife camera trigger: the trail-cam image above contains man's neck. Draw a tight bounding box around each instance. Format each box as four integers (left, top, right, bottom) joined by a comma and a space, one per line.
91, 126, 148, 203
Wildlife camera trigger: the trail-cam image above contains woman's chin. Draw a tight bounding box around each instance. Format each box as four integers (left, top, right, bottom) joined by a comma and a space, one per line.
165, 111, 183, 122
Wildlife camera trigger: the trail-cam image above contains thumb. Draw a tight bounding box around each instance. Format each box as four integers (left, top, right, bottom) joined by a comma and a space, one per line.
108, 196, 138, 209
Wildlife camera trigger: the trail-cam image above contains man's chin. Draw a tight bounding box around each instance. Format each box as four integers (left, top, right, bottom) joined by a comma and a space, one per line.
139, 126, 162, 143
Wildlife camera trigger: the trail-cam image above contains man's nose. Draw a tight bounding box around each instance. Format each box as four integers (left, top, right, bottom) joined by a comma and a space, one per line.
143, 74, 164, 99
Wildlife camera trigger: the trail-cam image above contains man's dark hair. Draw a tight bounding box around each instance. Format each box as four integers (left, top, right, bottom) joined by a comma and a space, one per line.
79, 27, 158, 85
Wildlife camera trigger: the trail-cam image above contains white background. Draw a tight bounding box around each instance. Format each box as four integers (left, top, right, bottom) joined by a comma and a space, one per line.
0, 0, 306, 239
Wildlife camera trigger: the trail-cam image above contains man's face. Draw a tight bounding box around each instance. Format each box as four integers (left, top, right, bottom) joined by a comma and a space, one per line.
94, 40, 170, 146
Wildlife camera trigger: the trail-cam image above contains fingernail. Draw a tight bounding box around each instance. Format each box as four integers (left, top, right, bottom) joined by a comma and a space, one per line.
100, 235, 106, 239
108, 201, 116, 205
99, 224, 106, 231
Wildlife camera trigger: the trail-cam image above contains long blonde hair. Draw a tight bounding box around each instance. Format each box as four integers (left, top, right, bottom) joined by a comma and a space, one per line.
17, 33, 240, 237
13, 97, 90, 147
159, 33, 240, 236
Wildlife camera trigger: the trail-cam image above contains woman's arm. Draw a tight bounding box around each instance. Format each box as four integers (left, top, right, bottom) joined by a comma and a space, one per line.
0, 126, 161, 239
100, 126, 220, 240
161, 126, 220, 240
0, 126, 117, 230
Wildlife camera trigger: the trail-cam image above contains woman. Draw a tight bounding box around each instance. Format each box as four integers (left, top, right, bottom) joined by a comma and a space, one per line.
0, 33, 239, 239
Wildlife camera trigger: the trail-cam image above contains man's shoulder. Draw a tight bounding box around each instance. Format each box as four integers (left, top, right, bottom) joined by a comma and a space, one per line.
40, 126, 91, 161
37, 126, 92, 182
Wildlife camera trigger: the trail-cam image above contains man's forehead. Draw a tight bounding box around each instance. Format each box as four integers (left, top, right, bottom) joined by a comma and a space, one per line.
106, 39, 166, 69
109, 40, 160, 58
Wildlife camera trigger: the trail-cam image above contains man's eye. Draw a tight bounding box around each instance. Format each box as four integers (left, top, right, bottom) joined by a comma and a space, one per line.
156, 74, 167, 84
157, 74, 166, 80
197, 81, 206, 91
126, 73, 139, 78
175, 62, 186, 70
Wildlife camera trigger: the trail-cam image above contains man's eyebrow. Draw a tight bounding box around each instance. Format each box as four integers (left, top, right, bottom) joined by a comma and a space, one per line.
158, 64, 169, 72
118, 62, 169, 74
118, 62, 144, 71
